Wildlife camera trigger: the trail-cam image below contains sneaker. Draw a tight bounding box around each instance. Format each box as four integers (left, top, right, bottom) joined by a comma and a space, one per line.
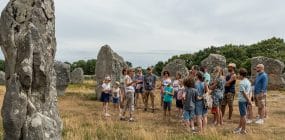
256, 115, 260, 120
129, 117, 135, 122
240, 129, 248, 135
255, 119, 264, 124
246, 119, 253, 124
233, 127, 242, 134
105, 113, 111, 117
192, 129, 200, 134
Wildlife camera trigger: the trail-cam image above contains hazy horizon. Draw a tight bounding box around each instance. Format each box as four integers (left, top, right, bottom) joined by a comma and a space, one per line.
0, 0, 285, 67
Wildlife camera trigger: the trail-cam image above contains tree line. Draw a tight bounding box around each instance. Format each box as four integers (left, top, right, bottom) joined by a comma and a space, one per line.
153, 37, 285, 75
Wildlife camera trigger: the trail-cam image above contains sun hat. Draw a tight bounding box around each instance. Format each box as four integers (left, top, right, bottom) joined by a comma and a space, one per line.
228, 63, 236, 68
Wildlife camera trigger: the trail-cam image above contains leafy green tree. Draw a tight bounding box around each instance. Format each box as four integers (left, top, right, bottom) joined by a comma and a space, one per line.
153, 37, 285, 76
126, 61, 132, 68
153, 61, 165, 76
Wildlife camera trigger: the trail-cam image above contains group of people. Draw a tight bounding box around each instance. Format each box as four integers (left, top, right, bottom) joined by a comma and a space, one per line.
99, 63, 268, 135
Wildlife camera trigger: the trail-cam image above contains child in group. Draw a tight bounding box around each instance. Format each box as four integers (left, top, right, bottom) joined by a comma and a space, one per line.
182, 77, 198, 132
233, 68, 251, 134
176, 79, 184, 118
112, 82, 122, 117
163, 82, 174, 118
100, 76, 112, 117
173, 73, 182, 117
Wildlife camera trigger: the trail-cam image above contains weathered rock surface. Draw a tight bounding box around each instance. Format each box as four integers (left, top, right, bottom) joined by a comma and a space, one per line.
95, 45, 128, 99
70, 68, 84, 84
54, 61, 70, 96
162, 59, 189, 78
201, 54, 227, 74
0, 0, 62, 139
251, 56, 285, 89
0, 71, 5, 85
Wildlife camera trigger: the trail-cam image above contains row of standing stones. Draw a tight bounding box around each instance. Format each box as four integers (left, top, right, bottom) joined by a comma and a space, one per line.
94, 47, 285, 101
0, 62, 84, 96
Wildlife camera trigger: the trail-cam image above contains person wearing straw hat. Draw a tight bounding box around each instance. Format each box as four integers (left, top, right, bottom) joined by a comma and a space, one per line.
100, 76, 112, 117
221, 63, 237, 121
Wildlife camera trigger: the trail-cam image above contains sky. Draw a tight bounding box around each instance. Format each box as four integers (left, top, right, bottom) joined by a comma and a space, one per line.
0, 0, 285, 67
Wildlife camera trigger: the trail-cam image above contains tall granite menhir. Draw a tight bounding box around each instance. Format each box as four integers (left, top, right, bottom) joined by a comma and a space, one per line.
95, 45, 128, 99
0, 0, 62, 140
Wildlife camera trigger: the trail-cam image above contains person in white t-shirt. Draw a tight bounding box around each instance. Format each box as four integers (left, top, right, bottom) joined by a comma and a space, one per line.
100, 76, 112, 117
121, 68, 139, 122
233, 68, 251, 135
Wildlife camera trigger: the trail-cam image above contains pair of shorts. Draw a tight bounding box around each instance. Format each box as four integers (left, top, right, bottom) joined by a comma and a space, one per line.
211, 107, 217, 114
195, 101, 208, 116
254, 94, 266, 108
113, 97, 120, 104
100, 92, 110, 102
221, 92, 234, 106
135, 88, 144, 94
163, 102, 172, 111
176, 100, 183, 109
239, 102, 248, 117
183, 110, 195, 121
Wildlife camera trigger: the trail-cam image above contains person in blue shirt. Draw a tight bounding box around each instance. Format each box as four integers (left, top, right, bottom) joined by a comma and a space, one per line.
254, 64, 268, 125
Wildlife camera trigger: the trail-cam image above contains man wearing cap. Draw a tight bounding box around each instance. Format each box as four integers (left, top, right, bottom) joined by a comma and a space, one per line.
254, 64, 268, 124
143, 67, 157, 113
221, 63, 237, 120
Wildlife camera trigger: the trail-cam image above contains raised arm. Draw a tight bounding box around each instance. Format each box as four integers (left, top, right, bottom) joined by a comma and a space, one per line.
226, 74, 236, 86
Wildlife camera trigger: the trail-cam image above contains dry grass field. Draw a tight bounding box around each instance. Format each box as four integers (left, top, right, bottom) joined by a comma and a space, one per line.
0, 80, 285, 140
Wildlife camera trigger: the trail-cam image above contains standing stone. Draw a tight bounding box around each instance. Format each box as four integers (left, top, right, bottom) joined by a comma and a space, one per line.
251, 56, 285, 89
0, 0, 62, 139
70, 68, 84, 84
201, 54, 227, 74
162, 59, 189, 78
0, 71, 5, 85
54, 61, 70, 96
95, 45, 128, 99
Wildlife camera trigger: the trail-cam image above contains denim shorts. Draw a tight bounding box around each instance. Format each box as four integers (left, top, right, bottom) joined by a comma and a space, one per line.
183, 110, 195, 121
100, 92, 110, 102
195, 101, 208, 116
238, 102, 248, 117
112, 97, 120, 104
